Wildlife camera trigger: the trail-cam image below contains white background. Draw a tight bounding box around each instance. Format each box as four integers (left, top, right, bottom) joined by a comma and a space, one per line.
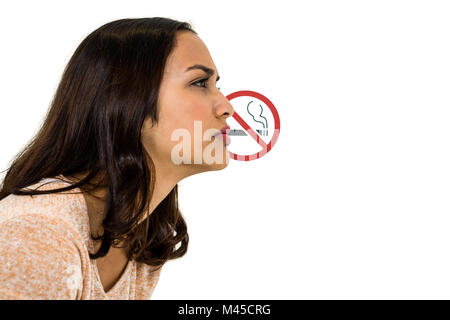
1, 0, 450, 299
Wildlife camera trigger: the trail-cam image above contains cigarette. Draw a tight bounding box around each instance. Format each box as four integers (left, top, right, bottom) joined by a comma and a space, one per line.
228, 129, 268, 136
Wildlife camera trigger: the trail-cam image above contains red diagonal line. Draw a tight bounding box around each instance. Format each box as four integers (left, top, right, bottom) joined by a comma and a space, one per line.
232, 112, 268, 149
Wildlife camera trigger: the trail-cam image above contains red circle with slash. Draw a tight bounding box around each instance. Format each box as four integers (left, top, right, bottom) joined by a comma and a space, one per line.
226, 90, 280, 161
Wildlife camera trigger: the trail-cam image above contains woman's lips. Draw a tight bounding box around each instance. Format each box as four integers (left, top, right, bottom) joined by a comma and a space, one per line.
220, 125, 230, 134
213, 125, 231, 145
214, 132, 231, 145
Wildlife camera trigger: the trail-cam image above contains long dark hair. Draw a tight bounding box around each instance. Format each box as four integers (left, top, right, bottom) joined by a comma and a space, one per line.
0, 17, 197, 271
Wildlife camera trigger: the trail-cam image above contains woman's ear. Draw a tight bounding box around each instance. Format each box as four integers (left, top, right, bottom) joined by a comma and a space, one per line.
141, 117, 156, 135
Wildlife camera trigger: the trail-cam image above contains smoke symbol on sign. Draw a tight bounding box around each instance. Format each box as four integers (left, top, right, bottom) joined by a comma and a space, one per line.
247, 100, 268, 136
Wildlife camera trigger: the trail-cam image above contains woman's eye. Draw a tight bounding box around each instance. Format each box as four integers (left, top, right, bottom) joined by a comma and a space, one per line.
192, 78, 221, 91
192, 78, 208, 88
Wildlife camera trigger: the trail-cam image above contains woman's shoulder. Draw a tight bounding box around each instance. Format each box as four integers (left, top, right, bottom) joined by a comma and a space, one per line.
0, 182, 89, 299
0, 175, 91, 246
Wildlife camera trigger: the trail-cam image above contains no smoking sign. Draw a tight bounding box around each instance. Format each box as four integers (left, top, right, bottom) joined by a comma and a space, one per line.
226, 90, 280, 161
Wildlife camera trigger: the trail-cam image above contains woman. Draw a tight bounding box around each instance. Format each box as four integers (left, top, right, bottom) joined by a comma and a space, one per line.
0, 17, 234, 300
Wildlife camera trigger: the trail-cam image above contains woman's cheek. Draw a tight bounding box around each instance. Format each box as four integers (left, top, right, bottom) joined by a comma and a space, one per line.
188, 99, 209, 121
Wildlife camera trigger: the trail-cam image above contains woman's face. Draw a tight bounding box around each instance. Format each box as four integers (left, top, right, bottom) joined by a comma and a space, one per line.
141, 31, 234, 175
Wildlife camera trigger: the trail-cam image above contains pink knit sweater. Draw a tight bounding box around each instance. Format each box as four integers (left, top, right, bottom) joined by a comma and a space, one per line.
0, 176, 162, 300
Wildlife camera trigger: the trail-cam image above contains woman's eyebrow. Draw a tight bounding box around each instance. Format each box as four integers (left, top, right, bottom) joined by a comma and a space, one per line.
185, 64, 220, 82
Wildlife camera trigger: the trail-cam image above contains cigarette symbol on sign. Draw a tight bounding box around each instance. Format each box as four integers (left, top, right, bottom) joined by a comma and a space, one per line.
228, 129, 267, 136
229, 100, 269, 136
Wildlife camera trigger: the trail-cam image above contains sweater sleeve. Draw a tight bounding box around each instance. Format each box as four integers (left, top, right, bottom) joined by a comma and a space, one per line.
0, 214, 84, 300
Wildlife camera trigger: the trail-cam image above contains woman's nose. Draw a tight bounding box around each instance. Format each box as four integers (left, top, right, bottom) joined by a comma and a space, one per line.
214, 94, 235, 119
